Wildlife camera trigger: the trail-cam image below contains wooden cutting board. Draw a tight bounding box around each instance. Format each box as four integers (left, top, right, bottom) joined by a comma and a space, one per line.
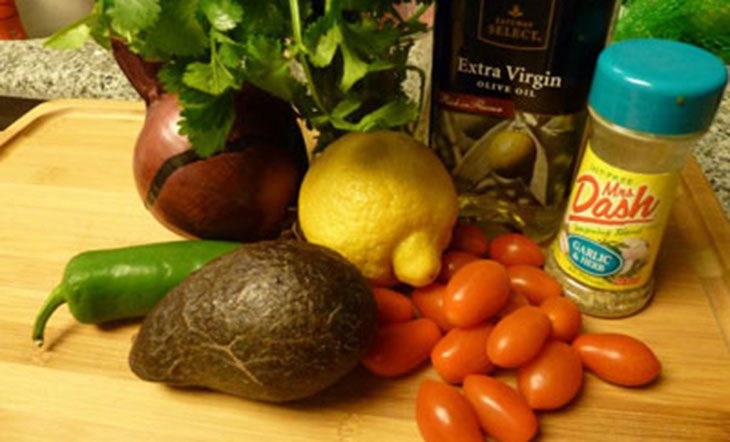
1, 100, 729, 441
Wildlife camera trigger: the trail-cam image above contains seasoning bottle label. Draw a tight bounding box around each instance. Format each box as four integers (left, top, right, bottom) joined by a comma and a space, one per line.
552, 144, 678, 290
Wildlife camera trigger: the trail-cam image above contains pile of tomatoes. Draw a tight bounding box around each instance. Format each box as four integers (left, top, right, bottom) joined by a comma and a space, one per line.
360, 224, 662, 442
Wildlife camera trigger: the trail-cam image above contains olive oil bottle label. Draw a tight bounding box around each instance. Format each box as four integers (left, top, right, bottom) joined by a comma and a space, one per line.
552, 145, 679, 291
430, 0, 618, 242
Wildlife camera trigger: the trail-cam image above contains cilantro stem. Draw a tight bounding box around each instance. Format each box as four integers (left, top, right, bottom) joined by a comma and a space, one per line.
388, 2, 430, 26
388, 5, 405, 23
288, 0, 326, 113
289, 0, 303, 43
407, 3, 431, 24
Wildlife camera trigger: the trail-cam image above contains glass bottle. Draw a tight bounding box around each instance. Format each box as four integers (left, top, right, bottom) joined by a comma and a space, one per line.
429, 0, 620, 243
545, 39, 728, 317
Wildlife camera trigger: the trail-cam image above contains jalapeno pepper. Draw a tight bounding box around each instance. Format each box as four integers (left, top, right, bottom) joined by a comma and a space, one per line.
32, 240, 241, 347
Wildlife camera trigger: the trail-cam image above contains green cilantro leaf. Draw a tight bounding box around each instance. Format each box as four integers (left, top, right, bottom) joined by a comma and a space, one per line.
218, 42, 244, 69
144, 0, 207, 57
178, 90, 236, 158
183, 61, 238, 95
157, 62, 187, 93
343, 17, 400, 58
339, 41, 369, 92
108, 0, 160, 36
301, 9, 377, 92
235, 1, 290, 38
310, 95, 363, 128
241, 35, 300, 101
303, 16, 340, 68
201, 0, 243, 32
331, 96, 364, 119
321, 98, 417, 132
47, 0, 431, 156
367, 59, 397, 73
44, 17, 92, 49
353, 99, 419, 131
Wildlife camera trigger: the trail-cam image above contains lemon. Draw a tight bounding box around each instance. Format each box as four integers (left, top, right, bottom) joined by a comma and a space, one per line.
298, 131, 458, 287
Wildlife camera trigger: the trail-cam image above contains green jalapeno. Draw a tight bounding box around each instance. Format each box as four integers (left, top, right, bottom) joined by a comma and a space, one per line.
32, 240, 241, 347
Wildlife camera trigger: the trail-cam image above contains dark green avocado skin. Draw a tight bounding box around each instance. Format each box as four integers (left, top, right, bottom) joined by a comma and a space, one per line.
128, 240, 377, 403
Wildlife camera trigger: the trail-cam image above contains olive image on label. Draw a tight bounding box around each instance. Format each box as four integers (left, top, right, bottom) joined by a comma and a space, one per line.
452, 115, 551, 211
486, 130, 536, 179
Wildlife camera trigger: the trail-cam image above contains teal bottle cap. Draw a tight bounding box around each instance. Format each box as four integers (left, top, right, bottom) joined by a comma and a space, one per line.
589, 39, 727, 136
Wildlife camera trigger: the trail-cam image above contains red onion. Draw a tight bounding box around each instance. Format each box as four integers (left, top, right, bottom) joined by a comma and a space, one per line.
113, 41, 308, 242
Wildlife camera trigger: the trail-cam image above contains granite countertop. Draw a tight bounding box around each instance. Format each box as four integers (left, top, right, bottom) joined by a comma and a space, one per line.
1, 39, 729, 217
0, 39, 137, 100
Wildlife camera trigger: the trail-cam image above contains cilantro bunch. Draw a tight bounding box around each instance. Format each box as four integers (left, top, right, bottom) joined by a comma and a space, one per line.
48, 0, 434, 156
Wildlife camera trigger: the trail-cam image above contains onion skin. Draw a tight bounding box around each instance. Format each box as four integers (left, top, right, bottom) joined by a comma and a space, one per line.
132, 92, 307, 242
113, 40, 308, 242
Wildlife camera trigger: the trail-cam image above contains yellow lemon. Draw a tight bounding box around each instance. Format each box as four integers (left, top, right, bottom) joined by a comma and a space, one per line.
298, 131, 458, 287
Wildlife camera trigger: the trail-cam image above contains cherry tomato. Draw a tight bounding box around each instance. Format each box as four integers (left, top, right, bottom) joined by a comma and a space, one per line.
463, 375, 538, 442
416, 380, 484, 442
539, 296, 582, 342
500, 292, 529, 317
507, 265, 561, 304
439, 251, 480, 283
445, 260, 510, 327
431, 323, 496, 384
412, 284, 454, 332
361, 318, 442, 377
372, 287, 414, 324
489, 234, 545, 267
450, 223, 489, 256
487, 306, 551, 368
572, 333, 661, 387
517, 341, 583, 410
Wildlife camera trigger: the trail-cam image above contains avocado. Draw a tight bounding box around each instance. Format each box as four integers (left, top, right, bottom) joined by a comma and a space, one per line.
128, 240, 377, 403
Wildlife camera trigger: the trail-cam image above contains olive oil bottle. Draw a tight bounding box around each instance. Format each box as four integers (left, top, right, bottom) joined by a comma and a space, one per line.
430, 0, 619, 243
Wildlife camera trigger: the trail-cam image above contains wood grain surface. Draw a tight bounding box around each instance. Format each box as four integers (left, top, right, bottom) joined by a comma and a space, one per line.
1, 100, 729, 441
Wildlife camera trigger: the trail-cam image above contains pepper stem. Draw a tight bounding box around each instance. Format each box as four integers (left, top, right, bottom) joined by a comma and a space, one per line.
32, 285, 68, 347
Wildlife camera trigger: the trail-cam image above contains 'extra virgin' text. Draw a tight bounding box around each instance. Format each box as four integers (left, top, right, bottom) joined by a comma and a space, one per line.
457, 57, 563, 91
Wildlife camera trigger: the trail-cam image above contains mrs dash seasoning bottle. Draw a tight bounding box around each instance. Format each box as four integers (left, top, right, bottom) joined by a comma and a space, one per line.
430, 0, 619, 242
546, 39, 728, 318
